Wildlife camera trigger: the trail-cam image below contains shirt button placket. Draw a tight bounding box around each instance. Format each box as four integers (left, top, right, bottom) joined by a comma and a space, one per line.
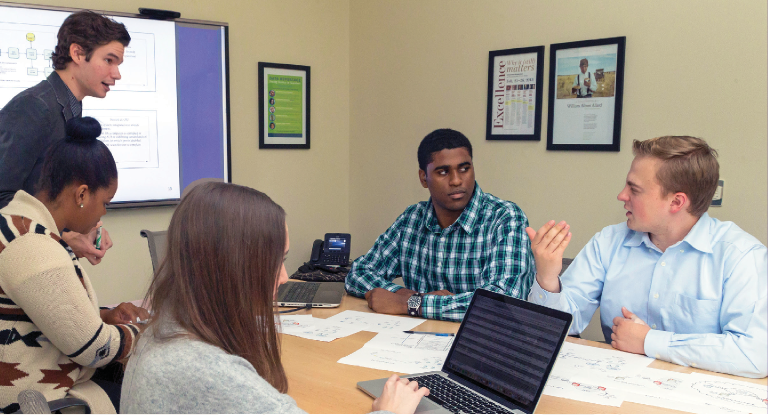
648, 252, 666, 333
436, 234, 446, 275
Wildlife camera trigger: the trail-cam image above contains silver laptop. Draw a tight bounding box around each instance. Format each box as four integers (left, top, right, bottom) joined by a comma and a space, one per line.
357, 289, 573, 414
276, 281, 345, 308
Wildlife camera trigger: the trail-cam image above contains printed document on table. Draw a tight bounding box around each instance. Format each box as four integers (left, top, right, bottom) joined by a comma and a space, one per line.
338, 346, 447, 374
278, 314, 362, 342
543, 374, 626, 407
550, 342, 654, 386
365, 331, 454, 352
338, 331, 452, 373
675, 372, 768, 414
324, 310, 425, 333
611, 368, 729, 414
279, 314, 316, 329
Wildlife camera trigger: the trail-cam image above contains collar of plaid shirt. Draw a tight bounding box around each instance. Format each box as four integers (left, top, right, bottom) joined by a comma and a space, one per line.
423, 182, 482, 234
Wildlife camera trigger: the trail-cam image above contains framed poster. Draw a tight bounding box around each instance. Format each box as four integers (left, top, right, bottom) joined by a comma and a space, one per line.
486, 46, 545, 141
258, 62, 310, 149
547, 37, 626, 151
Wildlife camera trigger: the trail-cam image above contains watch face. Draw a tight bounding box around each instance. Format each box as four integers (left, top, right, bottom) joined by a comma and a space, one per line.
407, 295, 421, 308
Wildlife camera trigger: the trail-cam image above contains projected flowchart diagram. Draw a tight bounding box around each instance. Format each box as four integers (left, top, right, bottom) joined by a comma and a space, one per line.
0, 23, 157, 91
0, 28, 56, 86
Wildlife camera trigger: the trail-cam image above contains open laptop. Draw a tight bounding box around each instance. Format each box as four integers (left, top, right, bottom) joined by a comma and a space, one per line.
357, 289, 572, 414
277, 281, 345, 308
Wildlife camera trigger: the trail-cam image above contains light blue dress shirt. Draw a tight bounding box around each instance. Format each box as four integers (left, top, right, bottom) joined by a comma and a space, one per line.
528, 213, 767, 378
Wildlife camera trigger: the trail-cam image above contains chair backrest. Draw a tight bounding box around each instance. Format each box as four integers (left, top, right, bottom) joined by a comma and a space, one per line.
17, 390, 50, 414
140, 229, 168, 272
17, 390, 90, 414
560, 258, 574, 276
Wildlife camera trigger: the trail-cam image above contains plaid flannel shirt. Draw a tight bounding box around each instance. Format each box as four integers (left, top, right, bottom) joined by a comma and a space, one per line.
345, 183, 535, 321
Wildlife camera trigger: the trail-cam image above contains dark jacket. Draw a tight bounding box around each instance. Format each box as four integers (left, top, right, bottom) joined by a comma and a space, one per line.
0, 72, 75, 208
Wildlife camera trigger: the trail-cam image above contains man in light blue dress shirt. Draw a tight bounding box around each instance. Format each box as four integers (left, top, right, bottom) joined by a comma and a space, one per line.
526, 136, 766, 378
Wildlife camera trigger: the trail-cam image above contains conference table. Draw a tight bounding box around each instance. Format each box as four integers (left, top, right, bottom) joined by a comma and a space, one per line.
279, 294, 766, 414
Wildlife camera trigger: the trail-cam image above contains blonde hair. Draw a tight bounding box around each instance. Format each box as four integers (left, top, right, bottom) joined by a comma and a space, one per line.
632, 136, 719, 217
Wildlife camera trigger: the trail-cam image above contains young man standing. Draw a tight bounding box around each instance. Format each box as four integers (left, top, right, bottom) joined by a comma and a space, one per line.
346, 129, 535, 321
527, 136, 766, 378
0, 11, 130, 264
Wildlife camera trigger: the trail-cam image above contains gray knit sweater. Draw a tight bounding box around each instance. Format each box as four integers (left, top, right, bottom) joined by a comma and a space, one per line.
121, 324, 307, 414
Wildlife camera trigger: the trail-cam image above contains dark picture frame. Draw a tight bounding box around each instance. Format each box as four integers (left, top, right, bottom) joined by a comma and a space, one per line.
258, 62, 311, 149
486, 46, 545, 141
546, 37, 626, 151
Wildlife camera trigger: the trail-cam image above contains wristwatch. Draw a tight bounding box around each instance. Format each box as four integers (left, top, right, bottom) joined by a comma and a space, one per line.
407, 293, 423, 317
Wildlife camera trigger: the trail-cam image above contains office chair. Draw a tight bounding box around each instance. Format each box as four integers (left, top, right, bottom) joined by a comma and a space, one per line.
560, 257, 574, 276
139, 179, 223, 272
558, 257, 579, 338
16, 390, 90, 414
140, 229, 168, 272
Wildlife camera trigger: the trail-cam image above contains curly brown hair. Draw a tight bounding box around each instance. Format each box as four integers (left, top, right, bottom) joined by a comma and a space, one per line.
51, 11, 130, 70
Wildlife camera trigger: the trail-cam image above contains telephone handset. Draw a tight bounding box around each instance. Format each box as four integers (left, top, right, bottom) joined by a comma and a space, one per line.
310, 240, 324, 263
310, 233, 351, 266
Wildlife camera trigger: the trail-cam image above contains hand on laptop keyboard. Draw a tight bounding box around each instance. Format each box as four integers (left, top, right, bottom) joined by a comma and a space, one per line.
372, 374, 430, 414
408, 374, 513, 414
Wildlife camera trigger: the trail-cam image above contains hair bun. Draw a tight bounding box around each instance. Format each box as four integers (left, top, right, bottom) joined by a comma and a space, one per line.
66, 116, 102, 142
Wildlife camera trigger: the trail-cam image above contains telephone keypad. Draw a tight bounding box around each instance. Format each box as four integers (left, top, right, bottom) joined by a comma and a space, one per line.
320, 253, 349, 266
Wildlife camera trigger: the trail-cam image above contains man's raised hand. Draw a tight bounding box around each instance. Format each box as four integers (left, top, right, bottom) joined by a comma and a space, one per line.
525, 220, 571, 293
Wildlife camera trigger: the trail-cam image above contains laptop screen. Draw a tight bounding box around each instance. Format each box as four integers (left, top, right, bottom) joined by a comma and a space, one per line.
442, 289, 572, 413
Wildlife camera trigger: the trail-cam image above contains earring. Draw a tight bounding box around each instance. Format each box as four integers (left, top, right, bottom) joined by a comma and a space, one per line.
80, 204, 84, 208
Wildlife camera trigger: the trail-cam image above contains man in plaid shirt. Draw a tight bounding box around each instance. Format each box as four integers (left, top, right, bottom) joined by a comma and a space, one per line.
345, 129, 535, 321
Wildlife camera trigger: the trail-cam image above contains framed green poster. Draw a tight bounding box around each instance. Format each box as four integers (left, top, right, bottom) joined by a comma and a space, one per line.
258, 62, 310, 149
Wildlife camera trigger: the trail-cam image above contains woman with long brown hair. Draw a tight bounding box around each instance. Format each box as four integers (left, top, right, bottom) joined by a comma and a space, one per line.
121, 182, 428, 413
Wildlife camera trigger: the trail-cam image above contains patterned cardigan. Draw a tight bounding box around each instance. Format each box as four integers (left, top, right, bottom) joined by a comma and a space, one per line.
0, 191, 139, 414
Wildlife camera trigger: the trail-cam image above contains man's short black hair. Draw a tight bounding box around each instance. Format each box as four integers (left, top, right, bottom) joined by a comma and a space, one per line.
417, 128, 473, 171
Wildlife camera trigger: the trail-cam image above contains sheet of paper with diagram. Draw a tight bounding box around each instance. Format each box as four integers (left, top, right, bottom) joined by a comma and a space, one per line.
542, 342, 654, 407
543, 374, 627, 407
364, 330, 454, 352
324, 310, 425, 333
569, 355, 767, 413
278, 310, 424, 342
551, 342, 655, 384
338, 331, 454, 373
278, 314, 363, 342
611, 367, 731, 414
676, 372, 768, 414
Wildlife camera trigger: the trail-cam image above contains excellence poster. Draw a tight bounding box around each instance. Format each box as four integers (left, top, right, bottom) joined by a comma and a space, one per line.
486, 46, 544, 141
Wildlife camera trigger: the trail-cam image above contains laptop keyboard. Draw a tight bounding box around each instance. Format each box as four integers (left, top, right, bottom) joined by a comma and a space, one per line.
281, 282, 320, 303
408, 374, 514, 414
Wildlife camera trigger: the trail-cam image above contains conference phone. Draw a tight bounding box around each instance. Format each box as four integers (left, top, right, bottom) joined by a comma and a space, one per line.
310, 233, 351, 266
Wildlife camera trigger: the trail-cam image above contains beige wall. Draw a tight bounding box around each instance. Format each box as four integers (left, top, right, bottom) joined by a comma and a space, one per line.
5, 1, 766, 319
5, 0, 351, 305
349, 0, 767, 256
348, 0, 767, 341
